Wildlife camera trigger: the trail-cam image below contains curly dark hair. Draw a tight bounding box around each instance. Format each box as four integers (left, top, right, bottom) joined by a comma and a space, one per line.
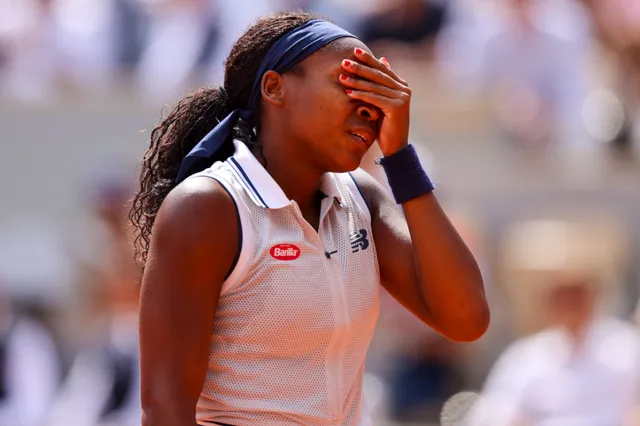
129, 11, 320, 265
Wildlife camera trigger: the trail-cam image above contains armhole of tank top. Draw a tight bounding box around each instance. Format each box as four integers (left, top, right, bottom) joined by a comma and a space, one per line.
188, 174, 254, 296
345, 172, 372, 226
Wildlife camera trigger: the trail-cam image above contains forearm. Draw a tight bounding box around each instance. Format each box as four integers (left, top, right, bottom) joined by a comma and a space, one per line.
402, 192, 489, 341
142, 395, 200, 426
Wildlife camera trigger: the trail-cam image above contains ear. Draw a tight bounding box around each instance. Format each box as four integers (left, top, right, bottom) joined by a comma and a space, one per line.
260, 70, 285, 107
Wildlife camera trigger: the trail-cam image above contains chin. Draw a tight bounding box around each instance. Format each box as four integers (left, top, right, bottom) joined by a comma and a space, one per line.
330, 152, 364, 173
330, 139, 369, 172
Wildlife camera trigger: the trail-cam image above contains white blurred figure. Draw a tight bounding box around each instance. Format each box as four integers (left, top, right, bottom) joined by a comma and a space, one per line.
0, 0, 60, 102
47, 317, 140, 426
136, 0, 214, 103
49, 175, 141, 426
52, 0, 120, 92
0, 0, 121, 101
438, 0, 592, 152
483, 0, 590, 151
205, 0, 286, 85
0, 220, 69, 426
436, 0, 504, 86
468, 271, 640, 426
0, 299, 61, 426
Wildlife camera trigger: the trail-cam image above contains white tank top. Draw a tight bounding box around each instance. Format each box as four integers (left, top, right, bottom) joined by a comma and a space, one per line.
190, 140, 380, 426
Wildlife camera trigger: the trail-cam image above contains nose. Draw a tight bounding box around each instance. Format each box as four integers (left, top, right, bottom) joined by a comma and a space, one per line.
356, 104, 381, 122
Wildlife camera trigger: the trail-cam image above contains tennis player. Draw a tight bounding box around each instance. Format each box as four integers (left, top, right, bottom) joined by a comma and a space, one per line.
130, 11, 489, 426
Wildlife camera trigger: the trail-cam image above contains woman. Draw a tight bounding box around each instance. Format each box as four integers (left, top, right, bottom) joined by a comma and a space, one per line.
130, 11, 489, 426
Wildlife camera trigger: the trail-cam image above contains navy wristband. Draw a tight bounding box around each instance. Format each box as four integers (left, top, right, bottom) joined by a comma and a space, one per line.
379, 144, 435, 204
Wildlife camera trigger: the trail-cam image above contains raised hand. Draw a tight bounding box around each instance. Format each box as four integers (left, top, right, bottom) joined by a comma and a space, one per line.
339, 48, 411, 157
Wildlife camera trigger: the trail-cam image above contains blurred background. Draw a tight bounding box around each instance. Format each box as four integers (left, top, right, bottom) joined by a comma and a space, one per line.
1, 0, 640, 425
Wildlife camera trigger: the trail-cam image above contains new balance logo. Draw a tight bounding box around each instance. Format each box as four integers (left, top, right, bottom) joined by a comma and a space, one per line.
350, 229, 369, 253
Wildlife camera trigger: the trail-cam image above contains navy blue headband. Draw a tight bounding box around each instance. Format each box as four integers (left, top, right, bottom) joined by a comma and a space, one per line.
176, 19, 356, 183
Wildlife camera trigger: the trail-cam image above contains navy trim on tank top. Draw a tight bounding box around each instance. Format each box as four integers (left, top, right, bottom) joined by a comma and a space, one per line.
228, 157, 269, 208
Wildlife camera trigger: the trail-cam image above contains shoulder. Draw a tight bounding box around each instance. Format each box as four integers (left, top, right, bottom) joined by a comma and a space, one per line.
144, 176, 240, 291
153, 176, 238, 245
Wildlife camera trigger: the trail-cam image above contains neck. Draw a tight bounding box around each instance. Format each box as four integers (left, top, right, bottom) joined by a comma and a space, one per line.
256, 128, 325, 214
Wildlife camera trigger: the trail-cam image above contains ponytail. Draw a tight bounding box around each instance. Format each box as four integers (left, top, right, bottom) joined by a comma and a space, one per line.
129, 86, 231, 264
130, 11, 321, 265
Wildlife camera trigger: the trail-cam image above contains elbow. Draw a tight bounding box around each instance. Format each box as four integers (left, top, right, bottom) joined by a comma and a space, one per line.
443, 303, 491, 343
450, 273, 490, 342
451, 312, 490, 343
142, 404, 182, 426
141, 395, 167, 426
141, 389, 193, 426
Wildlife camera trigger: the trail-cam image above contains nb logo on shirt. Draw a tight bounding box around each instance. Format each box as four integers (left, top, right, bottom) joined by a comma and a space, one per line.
350, 229, 369, 253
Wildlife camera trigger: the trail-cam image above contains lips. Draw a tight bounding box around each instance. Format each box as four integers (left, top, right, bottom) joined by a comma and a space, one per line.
348, 128, 376, 147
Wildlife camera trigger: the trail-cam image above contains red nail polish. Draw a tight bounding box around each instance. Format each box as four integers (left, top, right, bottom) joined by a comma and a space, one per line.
343, 59, 353, 67
339, 74, 348, 81
355, 48, 363, 55
345, 90, 353, 94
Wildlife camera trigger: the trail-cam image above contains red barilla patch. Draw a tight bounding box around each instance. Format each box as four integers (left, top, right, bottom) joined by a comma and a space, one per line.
269, 244, 301, 261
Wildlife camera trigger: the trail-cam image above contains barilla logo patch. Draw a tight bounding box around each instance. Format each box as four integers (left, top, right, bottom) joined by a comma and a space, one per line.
270, 244, 301, 261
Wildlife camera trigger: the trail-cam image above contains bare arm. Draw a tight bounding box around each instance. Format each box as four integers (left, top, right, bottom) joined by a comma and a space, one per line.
139, 177, 239, 426
352, 168, 489, 342
340, 48, 488, 341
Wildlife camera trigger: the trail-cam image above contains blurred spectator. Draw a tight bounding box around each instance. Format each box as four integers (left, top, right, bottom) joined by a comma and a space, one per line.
437, 0, 591, 153
0, 0, 61, 101
203, 0, 287, 86
52, 0, 121, 93
0, 0, 123, 101
0, 217, 72, 426
578, 0, 640, 156
469, 269, 640, 425
304, 0, 368, 34
0, 294, 62, 426
480, 0, 589, 151
113, 0, 147, 73
358, 0, 449, 60
386, 322, 463, 422
49, 175, 141, 426
136, 0, 215, 102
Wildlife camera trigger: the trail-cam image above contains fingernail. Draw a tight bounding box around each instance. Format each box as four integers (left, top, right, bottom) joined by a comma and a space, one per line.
345, 90, 353, 94
342, 59, 353, 67
339, 74, 348, 81
354, 48, 363, 55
